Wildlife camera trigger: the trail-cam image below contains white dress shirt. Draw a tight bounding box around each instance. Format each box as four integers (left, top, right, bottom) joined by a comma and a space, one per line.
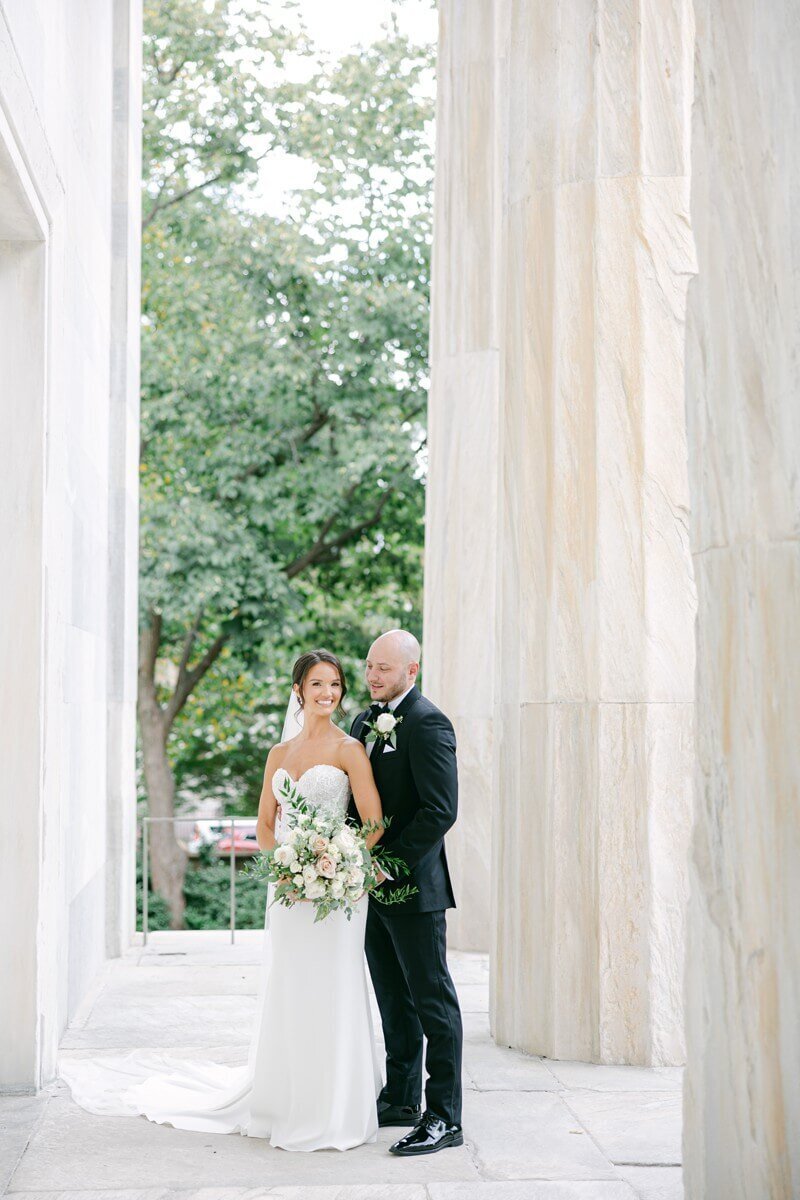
387, 684, 414, 712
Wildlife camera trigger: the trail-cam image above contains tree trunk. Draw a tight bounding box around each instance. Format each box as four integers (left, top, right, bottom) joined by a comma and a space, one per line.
138, 612, 187, 929
137, 608, 228, 930
138, 688, 187, 929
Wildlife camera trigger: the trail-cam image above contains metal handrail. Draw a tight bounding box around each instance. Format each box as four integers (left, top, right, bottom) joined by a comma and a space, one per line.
140, 816, 256, 946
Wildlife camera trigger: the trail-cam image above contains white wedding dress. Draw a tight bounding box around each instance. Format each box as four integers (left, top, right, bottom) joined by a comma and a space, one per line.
59, 765, 382, 1151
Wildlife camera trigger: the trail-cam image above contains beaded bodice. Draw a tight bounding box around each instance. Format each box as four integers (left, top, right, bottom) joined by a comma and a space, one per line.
272, 765, 350, 841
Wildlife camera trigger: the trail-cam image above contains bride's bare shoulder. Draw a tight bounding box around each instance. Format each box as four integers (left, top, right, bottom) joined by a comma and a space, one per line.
264, 742, 290, 768
338, 735, 368, 759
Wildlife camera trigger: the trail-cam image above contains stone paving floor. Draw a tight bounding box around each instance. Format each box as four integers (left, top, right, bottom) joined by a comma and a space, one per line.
1, 931, 683, 1200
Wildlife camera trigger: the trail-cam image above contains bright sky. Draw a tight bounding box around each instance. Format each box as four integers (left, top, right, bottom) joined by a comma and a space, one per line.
251, 0, 438, 216
294, 0, 436, 57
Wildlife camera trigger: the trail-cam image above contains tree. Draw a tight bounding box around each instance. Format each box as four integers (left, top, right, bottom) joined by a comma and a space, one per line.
141, 0, 301, 227
138, 0, 304, 924
138, 3, 434, 927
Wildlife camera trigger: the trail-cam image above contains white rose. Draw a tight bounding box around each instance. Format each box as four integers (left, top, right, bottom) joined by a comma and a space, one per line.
289, 858, 301, 874
331, 880, 345, 898
274, 844, 293, 867
376, 713, 397, 735
333, 827, 357, 852
302, 864, 318, 884
347, 868, 365, 888
293, 874, 304, 887
305, 879, 325, 900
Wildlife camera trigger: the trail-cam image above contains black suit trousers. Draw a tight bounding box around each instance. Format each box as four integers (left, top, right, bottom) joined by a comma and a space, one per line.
365, 901, 463, 1126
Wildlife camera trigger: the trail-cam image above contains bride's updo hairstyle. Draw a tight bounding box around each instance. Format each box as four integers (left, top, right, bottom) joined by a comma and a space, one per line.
292, 649, 348, 718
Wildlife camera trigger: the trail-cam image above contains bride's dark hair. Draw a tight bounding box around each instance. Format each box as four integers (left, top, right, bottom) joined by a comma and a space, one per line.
292, 649, 347, 718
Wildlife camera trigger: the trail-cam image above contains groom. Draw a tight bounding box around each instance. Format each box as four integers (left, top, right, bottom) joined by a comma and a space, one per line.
349, 629, 464, 1156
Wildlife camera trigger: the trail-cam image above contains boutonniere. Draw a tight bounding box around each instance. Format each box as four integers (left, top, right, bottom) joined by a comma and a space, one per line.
364, 710, 403, 749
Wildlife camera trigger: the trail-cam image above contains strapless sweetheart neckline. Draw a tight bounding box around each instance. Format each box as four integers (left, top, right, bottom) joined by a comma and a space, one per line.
274, 763, 348, 787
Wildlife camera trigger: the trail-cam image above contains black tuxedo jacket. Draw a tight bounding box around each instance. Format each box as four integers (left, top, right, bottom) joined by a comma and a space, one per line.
349, 685, 457, 913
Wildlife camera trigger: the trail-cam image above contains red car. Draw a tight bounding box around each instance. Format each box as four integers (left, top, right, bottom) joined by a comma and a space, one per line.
214, 822, 260, 857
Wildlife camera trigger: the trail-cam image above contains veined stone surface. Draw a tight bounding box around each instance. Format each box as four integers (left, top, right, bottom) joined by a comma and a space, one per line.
683, 1, 800, 1196
423, 0, 501, 952
426, 1, 696, 1062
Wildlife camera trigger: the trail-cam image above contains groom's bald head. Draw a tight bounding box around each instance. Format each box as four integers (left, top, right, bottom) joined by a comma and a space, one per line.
365, 629, 421, 702
372, 629, 420, 665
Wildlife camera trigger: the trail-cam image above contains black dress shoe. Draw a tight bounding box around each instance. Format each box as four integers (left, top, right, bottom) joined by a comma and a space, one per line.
377, 1100, 421, 1127
388, 1109, 464, 1155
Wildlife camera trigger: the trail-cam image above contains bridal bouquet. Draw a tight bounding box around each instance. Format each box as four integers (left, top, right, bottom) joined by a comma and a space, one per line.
243, 776, 417, 923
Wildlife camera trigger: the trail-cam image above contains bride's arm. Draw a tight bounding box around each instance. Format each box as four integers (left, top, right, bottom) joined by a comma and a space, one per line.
256, 746, 282, 852
339, 739, 384, 851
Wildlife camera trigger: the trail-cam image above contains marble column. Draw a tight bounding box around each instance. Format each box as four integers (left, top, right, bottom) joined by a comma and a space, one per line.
105, 0, 142, 961
682, 1, 800, 1194
423, 2, 501, 953
0, 117, 47, 1092
0, 0, 141, 1089
425, 0, 696, 1063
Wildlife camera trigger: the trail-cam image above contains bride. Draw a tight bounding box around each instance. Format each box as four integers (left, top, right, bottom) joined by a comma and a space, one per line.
59, 649, 387, 1151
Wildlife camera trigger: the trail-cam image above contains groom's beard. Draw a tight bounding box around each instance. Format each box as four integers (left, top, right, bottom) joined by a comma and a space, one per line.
368, 675, 410, 703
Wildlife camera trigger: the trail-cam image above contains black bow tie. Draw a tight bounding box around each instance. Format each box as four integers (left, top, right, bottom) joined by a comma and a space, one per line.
370, 702, 389, 715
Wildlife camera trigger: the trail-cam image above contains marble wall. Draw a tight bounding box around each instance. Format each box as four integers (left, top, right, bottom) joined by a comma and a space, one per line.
682, 1, 800, 1194
426, 0, 697, 1063
0, 1, 141, 1090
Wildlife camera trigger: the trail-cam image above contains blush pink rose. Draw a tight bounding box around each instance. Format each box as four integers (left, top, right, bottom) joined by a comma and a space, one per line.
316, 854, 336, 879
311, 834, 329, 855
